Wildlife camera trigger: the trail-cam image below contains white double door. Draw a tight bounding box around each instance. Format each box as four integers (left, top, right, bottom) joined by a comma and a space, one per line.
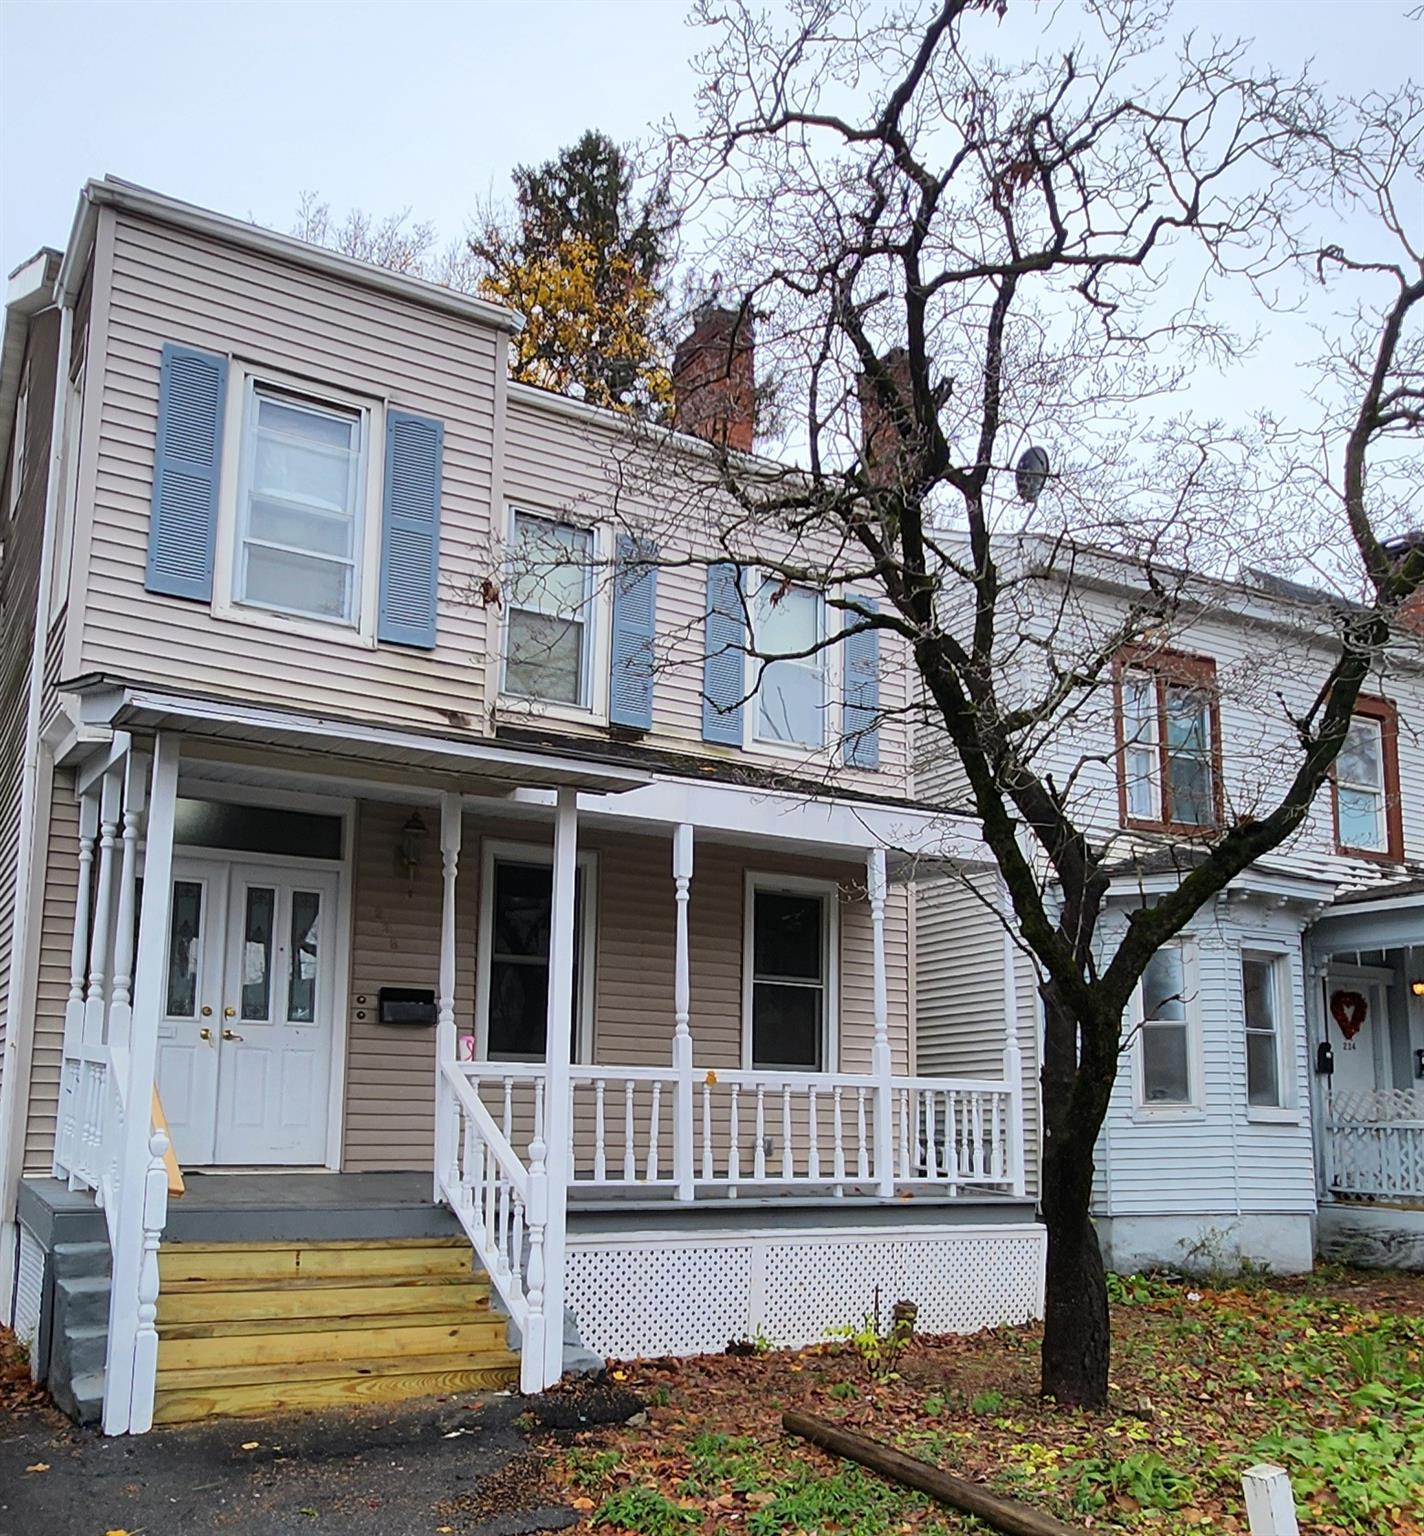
155, 856, 339, 1167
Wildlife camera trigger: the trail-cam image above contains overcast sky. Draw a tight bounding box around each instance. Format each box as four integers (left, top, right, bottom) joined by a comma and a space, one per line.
2, 0, 1418, 280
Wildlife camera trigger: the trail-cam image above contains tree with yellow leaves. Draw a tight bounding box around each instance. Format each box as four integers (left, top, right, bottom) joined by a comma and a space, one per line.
472, 131, 677, 415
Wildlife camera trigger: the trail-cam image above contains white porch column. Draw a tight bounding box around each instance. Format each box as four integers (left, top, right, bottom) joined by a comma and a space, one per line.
541, 787, 577, 1386
672, 824, 694, 1201
54, 792, 98, 1182
868, 849, 895, 1197
107, 750, 148, 1056
105, 732, 179, 1436
432, 793, 461, 1205
83, 770, 122, 1047
999, 877, 1028, 1199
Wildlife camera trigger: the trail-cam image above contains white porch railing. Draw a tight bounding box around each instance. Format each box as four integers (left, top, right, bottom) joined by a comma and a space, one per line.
1326, 1089, 1424, 1203
435, 1060, 549, 1394
51, 736, 177, 1436
456, 1062, 1020, 1199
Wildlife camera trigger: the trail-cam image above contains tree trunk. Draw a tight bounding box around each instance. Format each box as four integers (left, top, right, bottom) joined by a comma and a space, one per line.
1039, 1132, 1110, 1407
1037, 983, 1113, 1408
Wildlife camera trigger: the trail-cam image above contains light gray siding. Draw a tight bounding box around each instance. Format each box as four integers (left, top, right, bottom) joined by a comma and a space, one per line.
913, 872, 1041, 1196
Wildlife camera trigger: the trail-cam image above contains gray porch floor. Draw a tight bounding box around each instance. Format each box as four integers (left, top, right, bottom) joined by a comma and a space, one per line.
19, 1171, 1038, 1249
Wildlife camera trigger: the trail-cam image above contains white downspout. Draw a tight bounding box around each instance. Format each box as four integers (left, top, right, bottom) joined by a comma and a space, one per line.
0, 290, 74, 1311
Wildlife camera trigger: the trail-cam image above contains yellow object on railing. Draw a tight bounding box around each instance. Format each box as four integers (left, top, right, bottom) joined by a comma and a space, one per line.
150, 1088, 184, 1199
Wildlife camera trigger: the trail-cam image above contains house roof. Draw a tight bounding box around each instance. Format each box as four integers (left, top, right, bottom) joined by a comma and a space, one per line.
1329, 875, 1424, 908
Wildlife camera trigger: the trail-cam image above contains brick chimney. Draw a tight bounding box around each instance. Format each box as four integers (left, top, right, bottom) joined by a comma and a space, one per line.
857, 347, 915, 489
1385, 530, 1424, 635
672, 304, 756, 452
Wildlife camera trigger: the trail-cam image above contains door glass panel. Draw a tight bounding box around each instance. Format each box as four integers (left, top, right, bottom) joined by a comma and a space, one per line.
166, 880, 203, 1018
240, 887, 276, 1021
288, 890, 321, 1024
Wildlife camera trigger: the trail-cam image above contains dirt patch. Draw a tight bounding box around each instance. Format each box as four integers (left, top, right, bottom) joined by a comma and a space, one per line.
0, 1325, 61, 1430
524, 1373, 644, 1431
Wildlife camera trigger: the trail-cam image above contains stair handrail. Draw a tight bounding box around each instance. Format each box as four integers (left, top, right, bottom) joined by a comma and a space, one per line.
440, 1060, 531, 1201
437, 1057, 554, 1392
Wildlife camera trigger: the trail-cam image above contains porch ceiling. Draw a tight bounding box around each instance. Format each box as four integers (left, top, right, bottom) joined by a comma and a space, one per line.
78, 685, 655, 795
1311, 885, 1424, 953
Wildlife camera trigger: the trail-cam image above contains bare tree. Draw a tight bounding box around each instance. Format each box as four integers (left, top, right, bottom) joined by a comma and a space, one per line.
580, 0, 1422, 1407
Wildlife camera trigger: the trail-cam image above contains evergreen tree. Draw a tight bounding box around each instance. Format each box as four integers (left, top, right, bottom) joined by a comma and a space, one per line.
473, 131, 677, 413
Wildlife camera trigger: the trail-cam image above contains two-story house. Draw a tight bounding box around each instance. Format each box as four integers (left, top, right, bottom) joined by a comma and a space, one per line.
914, 539, 1424, 1278
0, 180, 1041, 1434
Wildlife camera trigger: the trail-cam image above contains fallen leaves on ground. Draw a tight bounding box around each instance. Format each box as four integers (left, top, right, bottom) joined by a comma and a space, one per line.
543, 1266, 1424, 1535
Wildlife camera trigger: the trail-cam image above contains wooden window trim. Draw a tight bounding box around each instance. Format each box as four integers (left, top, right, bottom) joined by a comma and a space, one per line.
1113, 647, 1225, 835
1330, 692, 1404, 864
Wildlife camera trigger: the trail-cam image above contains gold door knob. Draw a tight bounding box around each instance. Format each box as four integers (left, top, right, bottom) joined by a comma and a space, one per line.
199, 1027, 212, 1042
224, 1006, 237, 1018
222, 1028, 244, 1042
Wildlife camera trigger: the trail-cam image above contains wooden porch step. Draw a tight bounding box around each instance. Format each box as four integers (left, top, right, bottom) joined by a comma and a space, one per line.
155, 1346, 521, 1392
152, 1237, 518, 1424
151, 1359, 520, 1424
158, 1277, 490, 1324
159, 1238, 477, 1285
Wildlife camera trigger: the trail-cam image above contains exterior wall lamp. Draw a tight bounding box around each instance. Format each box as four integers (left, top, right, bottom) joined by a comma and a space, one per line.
399, 812, 428, 885
1411, 979, 1424, 999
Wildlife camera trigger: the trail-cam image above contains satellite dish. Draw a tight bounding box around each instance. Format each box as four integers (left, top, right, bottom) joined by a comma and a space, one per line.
1016, 445, 1050, 504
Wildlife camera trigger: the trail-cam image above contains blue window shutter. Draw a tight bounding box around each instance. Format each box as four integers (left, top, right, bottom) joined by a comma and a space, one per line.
702, 562, 745, 745
609, 535, 658, 729
378, 410, 443, 647
145, 342, 227, 601
842, 598, 881, 768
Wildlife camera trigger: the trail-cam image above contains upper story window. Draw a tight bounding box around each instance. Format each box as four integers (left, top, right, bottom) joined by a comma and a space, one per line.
752, 579, 827, 750
235, 385, 367, 626
148, 342, 443, 650
1332, 695, 1402, 862
1117, 651, 1220, 832
503, 511, 596, 708
1135, 941, 1198, 1110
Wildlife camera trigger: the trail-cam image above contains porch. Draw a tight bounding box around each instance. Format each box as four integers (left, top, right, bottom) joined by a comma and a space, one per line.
1308, 884, 1424, 1215
36, 688, 1034, 1430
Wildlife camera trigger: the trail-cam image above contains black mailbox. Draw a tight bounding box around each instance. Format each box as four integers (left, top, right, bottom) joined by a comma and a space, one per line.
378, 987, 437, 1026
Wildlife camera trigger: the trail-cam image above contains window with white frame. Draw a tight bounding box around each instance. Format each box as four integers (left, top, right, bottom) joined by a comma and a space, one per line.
233, 382, 368, 626
503, 512, 595, 707
1137, 942, 1194, 1107
747, 881, 831, 1070
752, 579, 827, 749
1241, 950, 1286, 1108
1335, 714, 1387, 853
483, 854, 586, 1062
7, 359, 29, 519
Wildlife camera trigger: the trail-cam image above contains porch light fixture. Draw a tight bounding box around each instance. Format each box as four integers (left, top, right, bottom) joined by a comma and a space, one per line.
399, 813, 428, 885
1412, 978, 1424, 998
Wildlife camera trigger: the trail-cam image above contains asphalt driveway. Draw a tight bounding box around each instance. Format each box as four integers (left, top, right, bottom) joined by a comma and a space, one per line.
0, 1390, 577, 1536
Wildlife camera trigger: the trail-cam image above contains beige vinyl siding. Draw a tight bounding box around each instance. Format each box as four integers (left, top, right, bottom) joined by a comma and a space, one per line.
342, 802, 911, 1170
913, 872, 1041, 1196
503, 394, 910, 791
71, 211, 500, 733
0, 308, 59, 1125
21, 765, 78, 1172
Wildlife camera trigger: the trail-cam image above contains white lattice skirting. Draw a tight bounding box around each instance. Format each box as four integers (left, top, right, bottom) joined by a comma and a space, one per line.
565, 1222, 1047, 1361
14, 1225, 45, 1366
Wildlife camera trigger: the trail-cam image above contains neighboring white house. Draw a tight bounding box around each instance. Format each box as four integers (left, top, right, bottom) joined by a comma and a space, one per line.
914, 541, 1424, 1277
0, 180, 1040, 1435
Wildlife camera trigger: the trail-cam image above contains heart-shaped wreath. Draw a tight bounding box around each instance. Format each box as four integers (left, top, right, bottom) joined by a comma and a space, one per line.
1330, 989, 1369, 1041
